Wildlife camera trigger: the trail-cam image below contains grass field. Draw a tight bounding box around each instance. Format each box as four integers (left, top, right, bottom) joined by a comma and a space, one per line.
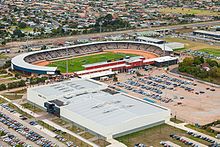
48, 52, 137, 73
160, 8, 220, 16
116, 124, 212, 147
2, 94, 23, 100
199, 48, 220, 57
164, 37, 220, 51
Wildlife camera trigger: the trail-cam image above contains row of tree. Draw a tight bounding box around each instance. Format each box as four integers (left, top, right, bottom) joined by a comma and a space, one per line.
0, 80, 26, 91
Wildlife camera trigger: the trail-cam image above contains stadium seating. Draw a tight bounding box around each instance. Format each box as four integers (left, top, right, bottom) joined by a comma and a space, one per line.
24, 42, 165, 63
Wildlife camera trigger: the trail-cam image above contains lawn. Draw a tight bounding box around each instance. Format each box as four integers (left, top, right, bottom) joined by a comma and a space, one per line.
185, 124, 217, 137
199, 48, 220, 57
2, 94, 23, 100
7, 103, 33, 119
0, 98, 7, 104
52, 117, 69, 126
116, 124, 212, 147
0, 54, 8, 59
48, 52, 137, 73
170, 118, 184, 124
21, 102, 44, 113
160, 8, 220, 16
37, 120, 92, 147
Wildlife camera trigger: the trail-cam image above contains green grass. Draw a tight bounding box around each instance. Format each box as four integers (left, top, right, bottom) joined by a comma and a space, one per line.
52, 117, 69, 126
185, 124, 217, 137
160, 7, 220, 16
2, 94, 23, 100
116, 124, 211, 146
170, 118, 184, 124
0, 54, 8, 59
7, 103, 33, 119
66, 125, 83, 134
21, 103, 43, 113
80, 132, 95, 139
37, 120, 92, 147
0, 74, 10, 78
48, 52, 137, 73
20, 27, 34, 32
164, 37, 220, 51
0, 98, 7, 104
93, 139, 111, 147
199, 48, 220, 57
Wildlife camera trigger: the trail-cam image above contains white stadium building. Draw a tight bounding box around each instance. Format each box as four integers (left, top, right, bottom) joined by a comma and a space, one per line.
27, 78, 170, 139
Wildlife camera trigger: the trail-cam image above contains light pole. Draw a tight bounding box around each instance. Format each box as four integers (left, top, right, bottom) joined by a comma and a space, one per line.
99, 21, 103, 33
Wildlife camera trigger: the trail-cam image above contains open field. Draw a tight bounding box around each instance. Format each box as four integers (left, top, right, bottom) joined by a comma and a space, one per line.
116, 124, 211, 147
164, 37, 220, 51
160, 8, 220, 16
48, 52, 137, 73
199, 48, 220, 57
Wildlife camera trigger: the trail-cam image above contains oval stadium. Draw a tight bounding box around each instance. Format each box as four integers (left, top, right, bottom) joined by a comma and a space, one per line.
11, 41, 174, 75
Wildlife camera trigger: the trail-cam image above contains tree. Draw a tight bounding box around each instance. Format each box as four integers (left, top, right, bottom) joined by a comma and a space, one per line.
1, 40, 6, 46
13, 29, 25, 38
0, 84, 6, 91
18, 22, 27, 29
193, 56, 202, 65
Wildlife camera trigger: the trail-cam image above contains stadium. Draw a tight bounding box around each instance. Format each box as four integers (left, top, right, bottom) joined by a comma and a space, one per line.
11, 41, 176, 75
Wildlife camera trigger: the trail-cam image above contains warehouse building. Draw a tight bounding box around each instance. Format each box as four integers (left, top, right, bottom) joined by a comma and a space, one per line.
27, 78, 170, 139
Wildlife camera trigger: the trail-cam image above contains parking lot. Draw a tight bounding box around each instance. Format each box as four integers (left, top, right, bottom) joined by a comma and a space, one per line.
0, 103, 65, 147
105, 68, 220, 125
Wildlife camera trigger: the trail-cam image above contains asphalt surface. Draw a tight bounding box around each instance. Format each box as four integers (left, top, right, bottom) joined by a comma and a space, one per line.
0, 107, 65, 147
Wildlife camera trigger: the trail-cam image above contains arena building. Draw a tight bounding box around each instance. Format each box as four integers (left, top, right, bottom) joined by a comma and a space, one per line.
27, 78, 170, 139
11, 41, 173, 75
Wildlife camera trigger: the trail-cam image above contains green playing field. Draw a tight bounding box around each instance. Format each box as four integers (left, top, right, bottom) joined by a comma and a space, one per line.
48, 52, 137, 73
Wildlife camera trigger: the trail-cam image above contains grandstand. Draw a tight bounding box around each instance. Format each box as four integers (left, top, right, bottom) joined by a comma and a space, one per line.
11, 41, 173, 75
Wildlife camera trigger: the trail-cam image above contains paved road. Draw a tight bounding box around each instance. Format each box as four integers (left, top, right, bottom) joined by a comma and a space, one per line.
1, 21, 220, 49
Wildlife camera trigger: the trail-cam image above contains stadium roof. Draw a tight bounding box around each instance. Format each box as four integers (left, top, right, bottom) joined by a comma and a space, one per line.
153, 56, 178, 63
194, 30, 220, 36
136, 36, 165, 43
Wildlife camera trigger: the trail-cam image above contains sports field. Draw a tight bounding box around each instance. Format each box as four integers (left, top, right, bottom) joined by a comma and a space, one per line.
48, 52, 137, 73
160, 8, 220, 16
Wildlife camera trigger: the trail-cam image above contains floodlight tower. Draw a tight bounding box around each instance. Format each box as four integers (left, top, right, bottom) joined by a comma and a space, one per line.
66, 48, 69, 75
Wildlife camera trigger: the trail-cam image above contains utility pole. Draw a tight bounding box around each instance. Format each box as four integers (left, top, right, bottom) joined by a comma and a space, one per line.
99, 21, 103, 33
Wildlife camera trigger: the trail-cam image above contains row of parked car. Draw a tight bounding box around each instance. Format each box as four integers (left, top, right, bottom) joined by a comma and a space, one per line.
187, 131, 216, 144
0, 112, 57, 147
0, 103, 16, 114
149, 75, 195, 92
114, 80, 174, 103
183, 50, 219, 60
0, 127, 31, 147
170, 134, 202, 147
55, 135, 76, 147
160, 141, 175, 147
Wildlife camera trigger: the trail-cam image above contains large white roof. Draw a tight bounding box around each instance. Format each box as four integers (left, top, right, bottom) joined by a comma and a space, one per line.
28, 78, 170, 138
